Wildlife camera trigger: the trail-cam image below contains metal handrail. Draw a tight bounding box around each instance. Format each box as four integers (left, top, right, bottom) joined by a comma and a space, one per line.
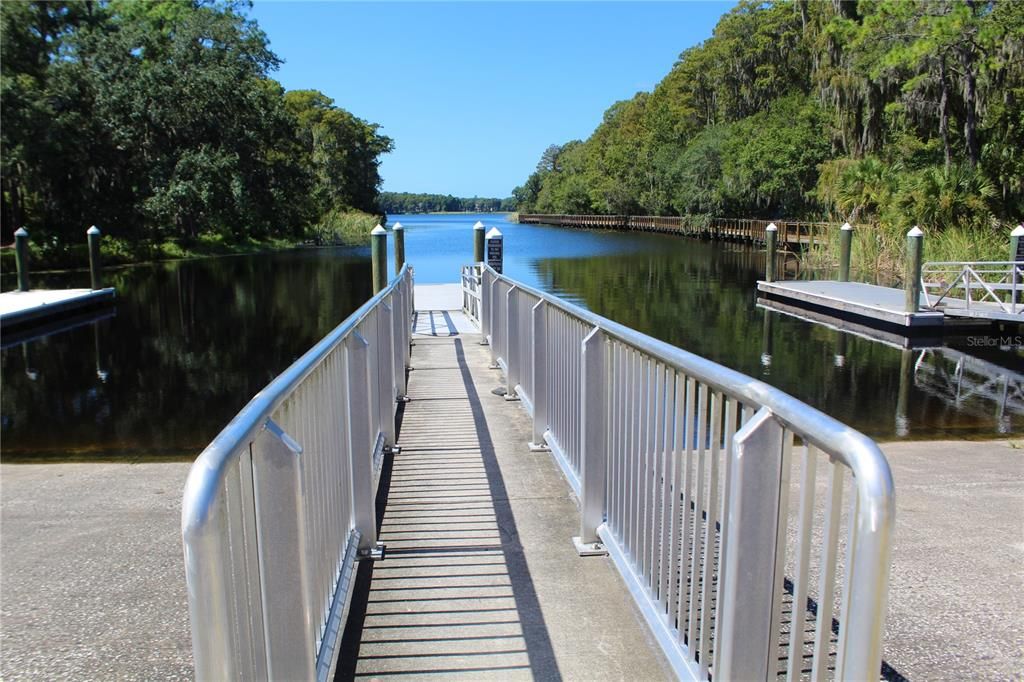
922, 260, 1024, 314
182, 264, 413, 681
460, 264, 482, 325
471, 263, 895, 681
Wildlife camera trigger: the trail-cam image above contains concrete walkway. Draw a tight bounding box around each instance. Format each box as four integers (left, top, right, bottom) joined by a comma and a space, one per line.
337, 319, 672, 680
1, 371, 1021, 679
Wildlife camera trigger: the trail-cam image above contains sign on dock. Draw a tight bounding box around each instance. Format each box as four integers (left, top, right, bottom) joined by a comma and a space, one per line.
486, 227, 503, 274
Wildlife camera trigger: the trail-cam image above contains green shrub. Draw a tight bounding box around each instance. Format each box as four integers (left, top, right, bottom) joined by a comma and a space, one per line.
308, 210, 382, 246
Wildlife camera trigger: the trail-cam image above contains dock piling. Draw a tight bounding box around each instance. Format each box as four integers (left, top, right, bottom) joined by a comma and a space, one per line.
765, 223, 778, 282
905, 226, 924, 313
14, 227, 30, 292
87, 225, 102, 290
473, 220, 485, 262
839, 222, 853, 282
392, 222, 405, 275
371, 225, 387, 294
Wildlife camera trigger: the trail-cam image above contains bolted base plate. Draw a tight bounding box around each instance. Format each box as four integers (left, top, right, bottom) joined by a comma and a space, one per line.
503, 394, 520, 402
384, 445, 402, 455
396, 395, 412, 403
527, 441, 550, 452
572, 536, 608, 557
357, 542, 385, 562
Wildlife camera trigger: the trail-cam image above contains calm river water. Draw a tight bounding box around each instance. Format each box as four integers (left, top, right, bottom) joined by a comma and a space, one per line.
2, 213, 1020, 460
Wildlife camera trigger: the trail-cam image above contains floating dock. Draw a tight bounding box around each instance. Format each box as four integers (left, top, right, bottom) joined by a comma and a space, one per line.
757, 280, 944, 329
0, 288, 115, 329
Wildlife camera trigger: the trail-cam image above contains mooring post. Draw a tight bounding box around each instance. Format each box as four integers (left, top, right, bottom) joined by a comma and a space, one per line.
87, 225, 102, 289
14, 227, 30, 292
371, 224, 387, 294
473, 220, 485, 263
764, 223, 778, 282
905, 226, 924, 313
838, 222, 853, 282
485, 227, 503, 274
392, 222, 405, 275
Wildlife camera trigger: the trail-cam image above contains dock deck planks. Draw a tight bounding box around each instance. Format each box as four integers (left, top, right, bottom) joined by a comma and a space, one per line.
758, 280, 944, 328
338, 288, 671, 680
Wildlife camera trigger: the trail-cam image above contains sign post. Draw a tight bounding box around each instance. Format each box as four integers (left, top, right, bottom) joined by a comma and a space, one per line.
486, 227, 503, 274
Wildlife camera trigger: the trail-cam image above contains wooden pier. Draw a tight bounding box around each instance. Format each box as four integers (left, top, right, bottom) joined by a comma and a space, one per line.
517, 213, 831, 247
0, 288, 115, 329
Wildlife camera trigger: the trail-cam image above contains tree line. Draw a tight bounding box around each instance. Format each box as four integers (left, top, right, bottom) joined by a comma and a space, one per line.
1, 1, 393, 249
513, 0, 1022, 238
379, 192, 515, 214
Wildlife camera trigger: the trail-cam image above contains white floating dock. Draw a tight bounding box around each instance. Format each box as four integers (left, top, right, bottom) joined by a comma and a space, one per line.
0, 288, 116, 328
757, 280, 944, 328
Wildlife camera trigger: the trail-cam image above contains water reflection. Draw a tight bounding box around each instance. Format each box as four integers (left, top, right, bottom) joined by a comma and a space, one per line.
2, 213, 1020, 460
1, 249, 371, 460
531, 242, 1023, 439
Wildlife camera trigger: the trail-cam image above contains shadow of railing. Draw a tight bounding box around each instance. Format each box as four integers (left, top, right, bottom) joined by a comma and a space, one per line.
335, 337, 560, 680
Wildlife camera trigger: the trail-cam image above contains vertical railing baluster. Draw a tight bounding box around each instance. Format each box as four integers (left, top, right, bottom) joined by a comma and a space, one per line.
767, 430, 794, 676
712, 396, 738, 674
575, 326, 609, 555
345, 331, 379, 558
530, 300, 548, 449
786, 444, 817, 680
811, 459, 844, 681
698, 390, 723, 679
835, 485, 861, 676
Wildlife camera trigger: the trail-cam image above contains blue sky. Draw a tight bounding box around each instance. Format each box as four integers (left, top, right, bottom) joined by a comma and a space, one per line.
248, 2, 734, 197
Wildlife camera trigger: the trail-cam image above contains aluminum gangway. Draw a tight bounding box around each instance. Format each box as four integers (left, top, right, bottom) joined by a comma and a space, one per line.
182, 262, 895, 681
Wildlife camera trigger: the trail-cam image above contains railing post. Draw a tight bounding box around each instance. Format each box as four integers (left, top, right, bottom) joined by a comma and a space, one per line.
764, 223, 778, 282
528, 300, 549, 450
905, 226, 924, 313
480, 267, 490, 346
346, 331, 381, 558
839, 222, 853, 282
488, 278, 500, 368
505, 285, 519, 399
87, 225, 102, 290
378, 303, 397, 447
392, 222, 404, 275
573, 327, 609, 556
392, 290, 408, 399
474, 220, 485, 262
250, 419, 316, 680
371, 225, 387, 294
14, 227, 30, 292
1010, 225, 1023, 310
716, 407, 785, 681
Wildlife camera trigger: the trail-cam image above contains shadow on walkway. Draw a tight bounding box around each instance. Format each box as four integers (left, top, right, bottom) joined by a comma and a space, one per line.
336, 337, 560, 680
